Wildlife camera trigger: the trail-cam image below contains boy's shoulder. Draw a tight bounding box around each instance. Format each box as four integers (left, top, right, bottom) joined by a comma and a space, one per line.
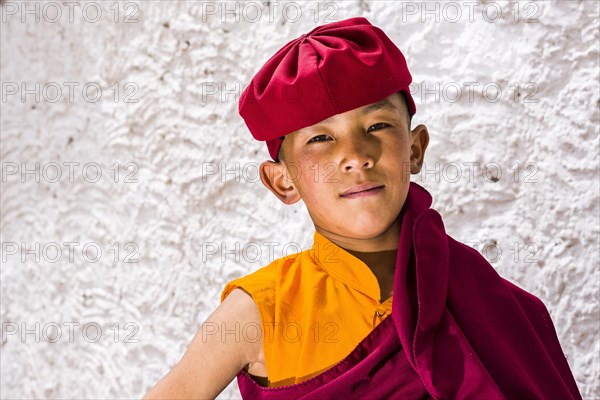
219, 245, 313, 304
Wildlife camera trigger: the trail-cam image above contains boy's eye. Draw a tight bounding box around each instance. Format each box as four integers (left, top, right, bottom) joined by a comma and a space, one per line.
306, 124, 389, 143
307, 134, 331, 143
367, 122, 390, 133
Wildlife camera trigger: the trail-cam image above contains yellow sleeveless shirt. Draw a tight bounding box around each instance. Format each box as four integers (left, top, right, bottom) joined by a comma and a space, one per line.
220, 230, 393, 388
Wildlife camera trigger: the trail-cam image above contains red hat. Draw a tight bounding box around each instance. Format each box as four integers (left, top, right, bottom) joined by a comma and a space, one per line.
239, 17, 416, 161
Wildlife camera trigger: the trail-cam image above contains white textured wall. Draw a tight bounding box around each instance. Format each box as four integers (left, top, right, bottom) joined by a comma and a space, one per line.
1, 1, 598, 398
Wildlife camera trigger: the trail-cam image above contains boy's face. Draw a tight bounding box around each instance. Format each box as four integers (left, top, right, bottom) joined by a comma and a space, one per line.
259, 93, 429, 251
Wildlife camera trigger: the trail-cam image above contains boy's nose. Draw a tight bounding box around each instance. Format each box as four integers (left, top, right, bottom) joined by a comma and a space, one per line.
339, 137, 375, 172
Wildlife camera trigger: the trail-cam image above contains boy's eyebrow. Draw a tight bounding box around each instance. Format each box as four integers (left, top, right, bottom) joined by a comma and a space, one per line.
301, 98, 399, 131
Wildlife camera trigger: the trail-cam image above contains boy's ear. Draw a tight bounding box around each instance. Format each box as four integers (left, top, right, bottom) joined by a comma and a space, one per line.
259, 160, 302, 205
409, 124, 430, 174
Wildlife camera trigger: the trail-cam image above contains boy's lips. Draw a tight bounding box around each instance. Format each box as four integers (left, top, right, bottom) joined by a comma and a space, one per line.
339, 183, 385, 197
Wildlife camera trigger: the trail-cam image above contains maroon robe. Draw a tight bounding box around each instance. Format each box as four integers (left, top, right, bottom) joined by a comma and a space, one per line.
234, 182, 582, 399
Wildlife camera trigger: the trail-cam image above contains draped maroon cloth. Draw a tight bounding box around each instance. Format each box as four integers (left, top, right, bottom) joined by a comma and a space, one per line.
234, 182, 582, 399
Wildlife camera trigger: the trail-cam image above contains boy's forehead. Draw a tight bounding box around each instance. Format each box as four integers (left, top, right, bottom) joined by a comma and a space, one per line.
295, 95, 402, 133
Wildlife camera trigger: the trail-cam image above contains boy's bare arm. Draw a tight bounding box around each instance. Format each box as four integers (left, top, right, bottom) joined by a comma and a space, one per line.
143, 288, 262, 400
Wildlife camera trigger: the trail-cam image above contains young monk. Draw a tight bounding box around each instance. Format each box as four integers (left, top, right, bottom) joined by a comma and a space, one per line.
144, 17, 582, 399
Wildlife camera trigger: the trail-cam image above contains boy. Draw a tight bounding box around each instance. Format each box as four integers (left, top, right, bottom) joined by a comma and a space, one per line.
145, 17, 582, 399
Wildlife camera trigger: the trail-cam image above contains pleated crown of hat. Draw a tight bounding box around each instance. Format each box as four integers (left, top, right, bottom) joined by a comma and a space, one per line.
239, 17, 416, 161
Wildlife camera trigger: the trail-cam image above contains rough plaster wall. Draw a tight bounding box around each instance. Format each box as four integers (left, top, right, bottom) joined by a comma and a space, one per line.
0, 0, 598, 398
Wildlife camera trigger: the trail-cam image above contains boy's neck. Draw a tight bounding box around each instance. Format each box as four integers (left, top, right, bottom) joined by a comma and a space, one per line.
340, 246, 397, 302
313, 216, 402, 302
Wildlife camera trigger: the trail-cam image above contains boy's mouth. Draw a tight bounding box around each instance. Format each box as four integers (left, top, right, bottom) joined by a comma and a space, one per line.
340, 183, 385, 198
